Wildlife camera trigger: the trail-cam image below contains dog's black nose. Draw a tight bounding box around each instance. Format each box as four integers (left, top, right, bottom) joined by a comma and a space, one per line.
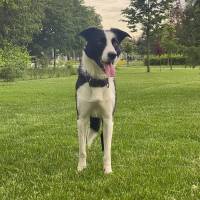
108, 52, 117, 60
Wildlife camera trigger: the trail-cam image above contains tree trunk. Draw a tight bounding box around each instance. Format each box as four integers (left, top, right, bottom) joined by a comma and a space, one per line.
73, 50, 76, 60
53, 48, 56, 70
167, 54, 170, 67
159, 55, 161, 71
146, 31, 150, 72
170, 51, 172, 70
146, 1, 150, 73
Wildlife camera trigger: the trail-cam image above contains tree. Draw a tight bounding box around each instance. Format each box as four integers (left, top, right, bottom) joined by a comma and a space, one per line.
0, 0, 45, 47
184, 46, 200, 68
154, 41, 164, 70
160, 24, 178, 70
0, 43, 30, 81
121, 38, 135, 65
29, 0, 102, 68
177, 1, 200, 47
122, 0, 173, 72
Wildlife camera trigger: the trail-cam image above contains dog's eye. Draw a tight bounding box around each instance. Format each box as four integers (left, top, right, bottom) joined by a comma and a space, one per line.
112, 38, 119, 46
112, 38, 119, 47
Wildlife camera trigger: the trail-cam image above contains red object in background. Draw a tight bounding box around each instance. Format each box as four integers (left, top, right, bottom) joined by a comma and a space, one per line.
155, 41, 164, 56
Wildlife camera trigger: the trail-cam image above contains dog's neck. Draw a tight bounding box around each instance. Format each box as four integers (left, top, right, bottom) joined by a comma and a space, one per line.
81, 51, 107, 80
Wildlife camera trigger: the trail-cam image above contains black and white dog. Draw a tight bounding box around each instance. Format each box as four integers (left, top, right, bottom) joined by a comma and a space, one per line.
76, 27, 130, 174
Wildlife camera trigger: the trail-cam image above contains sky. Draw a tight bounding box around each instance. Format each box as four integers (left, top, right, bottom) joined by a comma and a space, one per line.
84, 0, 137, 37
84, 0, 186, 39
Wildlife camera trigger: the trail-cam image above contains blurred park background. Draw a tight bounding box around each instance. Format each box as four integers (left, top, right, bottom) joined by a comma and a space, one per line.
0, 0, 199, 81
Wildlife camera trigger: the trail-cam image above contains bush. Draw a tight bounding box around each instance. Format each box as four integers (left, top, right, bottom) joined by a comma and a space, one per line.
0, 43, 30, 81
26, 64, 77, 79
184, 46, 200, 68
144, 54, 186, 66
65, 61, 77, 75
0, 67, 15, 81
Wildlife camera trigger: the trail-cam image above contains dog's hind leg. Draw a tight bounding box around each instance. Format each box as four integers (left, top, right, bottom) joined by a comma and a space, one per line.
77, 118, 88, 172
87, 117, 101, 148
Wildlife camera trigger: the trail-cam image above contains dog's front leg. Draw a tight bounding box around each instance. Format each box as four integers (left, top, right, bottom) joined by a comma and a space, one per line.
103, 117, 113, 174
77, 118, 88, 172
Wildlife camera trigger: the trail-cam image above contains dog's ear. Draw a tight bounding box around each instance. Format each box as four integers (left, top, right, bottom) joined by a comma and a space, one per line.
111, 28, 131, 43
79, 27, 101, 41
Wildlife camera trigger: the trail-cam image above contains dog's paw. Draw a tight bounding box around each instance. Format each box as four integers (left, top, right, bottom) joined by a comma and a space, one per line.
77, 162, 87, 172
104, 165, 112, 174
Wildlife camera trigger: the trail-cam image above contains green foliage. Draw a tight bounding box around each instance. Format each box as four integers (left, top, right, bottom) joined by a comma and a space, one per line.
0, 67, 16, 81
144, 54, 186, 66
0, 0, 102, 80
122, 0, 173, 33
136, 36, 146, 55
160, 24, 178, 54
0, 0, 102, 65
38, 55, 50, 68
29, 0, 102, 59
56, 58, 78, 68
121, 38, 135, 64
26, 60, 77, 79
122, 0, 173, 72
121, 38, 135, 55
0, 43, 30, 81
27, 66, 77, 79
184, 46, 200, 67
0, 0, 44, 46
0, 49, 5, 67
178, 2, 200, 47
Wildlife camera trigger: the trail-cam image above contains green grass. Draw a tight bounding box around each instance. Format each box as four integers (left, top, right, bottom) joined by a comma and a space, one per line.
1, 67, 200, 200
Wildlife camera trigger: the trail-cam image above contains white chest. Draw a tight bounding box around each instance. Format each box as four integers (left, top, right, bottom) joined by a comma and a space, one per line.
76, 78, 116, 118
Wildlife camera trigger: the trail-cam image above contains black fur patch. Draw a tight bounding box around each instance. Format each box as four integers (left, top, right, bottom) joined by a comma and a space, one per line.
80, 28, 106, 69
75, 69, 87, 90
90, 117, 101, 132
111, 28, 131, 43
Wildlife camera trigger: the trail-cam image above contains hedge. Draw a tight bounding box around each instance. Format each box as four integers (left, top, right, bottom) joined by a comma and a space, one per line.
184, 46, 200, 67
26, 65, 77, 79
144, 54, 186, 66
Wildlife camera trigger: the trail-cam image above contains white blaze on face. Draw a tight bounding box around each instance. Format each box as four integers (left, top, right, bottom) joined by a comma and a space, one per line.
101, 31, 117, 63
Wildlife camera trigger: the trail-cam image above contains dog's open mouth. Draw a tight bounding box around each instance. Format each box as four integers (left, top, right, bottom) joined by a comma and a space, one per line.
101, 61, 116, 77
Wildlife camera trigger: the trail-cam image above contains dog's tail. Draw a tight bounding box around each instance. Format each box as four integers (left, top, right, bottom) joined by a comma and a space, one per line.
87, 117, 101, 148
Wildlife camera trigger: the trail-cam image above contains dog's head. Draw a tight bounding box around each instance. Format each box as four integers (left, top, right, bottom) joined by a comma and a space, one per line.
80, 27, 131, 76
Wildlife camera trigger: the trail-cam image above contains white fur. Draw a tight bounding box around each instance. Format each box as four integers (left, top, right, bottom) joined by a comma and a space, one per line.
77, 52, 116, 174
102, 31, 117, 63
82, 51, 107, 80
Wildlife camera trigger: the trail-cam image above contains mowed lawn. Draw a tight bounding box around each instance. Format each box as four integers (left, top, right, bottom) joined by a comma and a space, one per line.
1, 67, 200, 200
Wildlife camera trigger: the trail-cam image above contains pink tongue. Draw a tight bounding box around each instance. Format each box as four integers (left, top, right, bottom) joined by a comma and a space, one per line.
104, 64, 115, 77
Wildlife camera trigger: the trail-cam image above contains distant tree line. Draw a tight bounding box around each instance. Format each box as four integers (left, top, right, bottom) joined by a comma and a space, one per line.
0, 0, 102, 80
122, 0, 200, 71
